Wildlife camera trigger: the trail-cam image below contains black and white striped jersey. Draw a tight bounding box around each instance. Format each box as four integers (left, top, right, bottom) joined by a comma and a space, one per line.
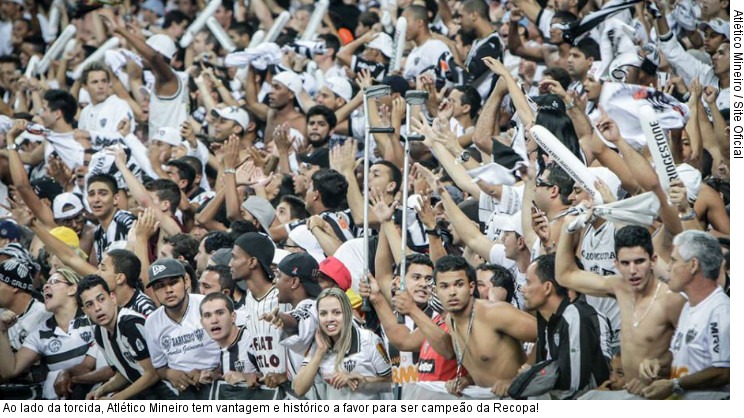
122, 289, 156, 317
93, 210, 135, 263
237, 287, 291, 378
22, 311, 96, 373
217, 325, 259, 376
93, 308, 150, 383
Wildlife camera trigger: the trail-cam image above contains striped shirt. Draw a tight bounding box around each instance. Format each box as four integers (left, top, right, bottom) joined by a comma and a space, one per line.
237, 287, 291, 379
217, 326, 259, 376
22, 312, 96, 376
93, 308, 149, 383
93, 210, 135, 263
122, 289, 156, 317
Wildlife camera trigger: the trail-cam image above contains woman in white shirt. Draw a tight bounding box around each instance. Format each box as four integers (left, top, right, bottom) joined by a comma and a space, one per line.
293, 288, 392, 400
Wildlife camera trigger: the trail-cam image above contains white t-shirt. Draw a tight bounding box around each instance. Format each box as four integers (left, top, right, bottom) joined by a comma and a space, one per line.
45, 131, 85, 169
670, 287, 730, 378
280, 298, 318, 379
303, 325, 392, 400
144, 293, 221, 372
403, 38, 451, 81
580, 221, 621, 348
3, 299, 50, 350
78, 94, 135, 135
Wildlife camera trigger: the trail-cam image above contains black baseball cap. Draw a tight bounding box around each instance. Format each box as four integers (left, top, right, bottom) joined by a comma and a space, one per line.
234, 232, 275, 279
31, 177, 64, 201
278, 252, 321, 298
147, 258, 186, 287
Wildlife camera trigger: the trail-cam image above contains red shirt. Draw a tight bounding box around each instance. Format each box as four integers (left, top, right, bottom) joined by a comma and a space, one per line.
417, 314, 467, 382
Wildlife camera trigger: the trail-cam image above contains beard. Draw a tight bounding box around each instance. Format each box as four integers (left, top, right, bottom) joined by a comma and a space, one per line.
308, 134, 329, 148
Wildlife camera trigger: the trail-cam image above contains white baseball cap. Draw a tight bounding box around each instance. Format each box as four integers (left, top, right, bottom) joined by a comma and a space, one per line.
699, 18, 730, 40
272, 71, 303, 97
146, 34, 177, 60
53, 193, 84, 220
325, 77, 353, 102
152, 127, 182, 146
211, 106, 250, 129
366, 33, 393, 58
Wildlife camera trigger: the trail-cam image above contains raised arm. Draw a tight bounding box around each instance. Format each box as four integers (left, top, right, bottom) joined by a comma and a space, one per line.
30, 219, 96, 276
472, 76, 508, 154
360, 275, 425, 352
438, 181, 494, 261
555, 220, 615, 297
5, 121, 57, 227
243, 66, 270, 122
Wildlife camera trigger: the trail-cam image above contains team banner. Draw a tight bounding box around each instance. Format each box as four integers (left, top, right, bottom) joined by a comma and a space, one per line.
599, 83, 689, 150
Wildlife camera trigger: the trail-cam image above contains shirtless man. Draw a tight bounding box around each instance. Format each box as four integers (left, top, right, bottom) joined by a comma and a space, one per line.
394, 255, 536, 397
244, 68, 306, 142
556, 224, 686, 396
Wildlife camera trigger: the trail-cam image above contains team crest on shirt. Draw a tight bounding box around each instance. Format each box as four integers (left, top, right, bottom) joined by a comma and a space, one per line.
48, 339, 62, 353
343, 359, 357, 373
19, 329, 27, 345
80, 330, 93, 343
135, 338, 145, 352
161, 335, 172, 350
194, 329, 205, 341
235, 360, 246, 373
553, 333, 560, 347
100, 118, 107, 128
685, 328, 698, 344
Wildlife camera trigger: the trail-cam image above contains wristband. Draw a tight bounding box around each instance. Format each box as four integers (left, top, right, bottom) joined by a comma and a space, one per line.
6, 143, 17, 151
223, 168, 236, 175
425, 228, 438, 235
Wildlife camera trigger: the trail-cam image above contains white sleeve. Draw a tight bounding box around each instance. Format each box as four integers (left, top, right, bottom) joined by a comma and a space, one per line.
658, 33, 716, 88
367, 332, 392, 377
281, 303, 317, 353
144, 318, 167, 369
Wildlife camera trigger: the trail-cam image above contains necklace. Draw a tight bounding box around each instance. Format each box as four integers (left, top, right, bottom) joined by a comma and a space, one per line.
631, 281, 661, 328
452, 299, 476, 389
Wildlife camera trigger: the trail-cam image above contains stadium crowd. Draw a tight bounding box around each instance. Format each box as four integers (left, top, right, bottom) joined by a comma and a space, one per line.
0, 0, 730, 400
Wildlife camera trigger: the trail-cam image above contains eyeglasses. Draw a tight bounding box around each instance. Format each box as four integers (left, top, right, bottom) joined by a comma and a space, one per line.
535, 178, 554, 188
46, 277, 71, 286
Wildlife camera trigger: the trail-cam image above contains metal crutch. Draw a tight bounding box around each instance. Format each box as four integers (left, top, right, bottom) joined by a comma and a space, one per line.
361, 85, 395, 312
396, 90, 429, 323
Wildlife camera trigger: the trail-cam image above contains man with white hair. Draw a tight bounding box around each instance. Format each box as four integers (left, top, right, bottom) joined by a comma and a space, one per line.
641, 231, 729, 400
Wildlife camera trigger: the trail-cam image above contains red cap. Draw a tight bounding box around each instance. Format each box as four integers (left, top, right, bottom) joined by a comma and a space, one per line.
338, 28, 354, 46
318, 256, 352, 291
